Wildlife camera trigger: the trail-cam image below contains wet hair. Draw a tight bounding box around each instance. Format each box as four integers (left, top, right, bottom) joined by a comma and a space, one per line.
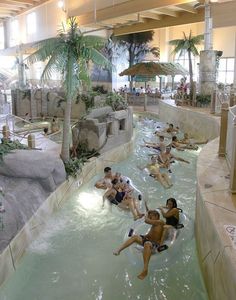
166, 198, 177, 208
111, 178, 118, 185
104, 167, 111, 173
172, 136, 177, 142
148, 210, 160, 219
43, 127, 48, 134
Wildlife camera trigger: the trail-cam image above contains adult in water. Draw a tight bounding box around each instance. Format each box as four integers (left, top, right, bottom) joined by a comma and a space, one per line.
139, 156, 173, 188
159, 198, 179, 245
103, 179, 143, 220
172, 136, 198, 150
113, 210, 165, 280
95, 167, 114, 190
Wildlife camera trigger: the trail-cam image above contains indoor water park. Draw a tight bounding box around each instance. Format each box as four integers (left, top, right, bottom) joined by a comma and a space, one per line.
0, 1, 236, 300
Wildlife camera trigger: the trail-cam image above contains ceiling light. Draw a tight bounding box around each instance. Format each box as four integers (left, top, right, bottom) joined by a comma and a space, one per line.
58, 1, 64, 9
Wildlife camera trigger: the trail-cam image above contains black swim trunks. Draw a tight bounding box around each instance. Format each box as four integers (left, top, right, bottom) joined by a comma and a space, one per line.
140, 235, 160, 249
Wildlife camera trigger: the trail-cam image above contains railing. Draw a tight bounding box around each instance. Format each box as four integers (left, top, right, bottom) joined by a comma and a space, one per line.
0, 114, 79, 151
213, 89, 231, 115
218, 101, 236, 193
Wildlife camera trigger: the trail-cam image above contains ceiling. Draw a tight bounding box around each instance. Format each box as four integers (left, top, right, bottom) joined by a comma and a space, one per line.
0, 0, 50, 21
70, 0, 236, 35
0, 0, 234, 34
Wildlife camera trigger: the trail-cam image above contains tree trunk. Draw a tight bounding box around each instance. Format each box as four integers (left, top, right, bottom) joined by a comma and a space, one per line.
61, 95, 72, 162
188, 50, 194, 101
128, 47, 134, 92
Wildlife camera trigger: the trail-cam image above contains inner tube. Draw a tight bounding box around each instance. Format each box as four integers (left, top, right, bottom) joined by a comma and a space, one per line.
124, 210, 192, 270
109, 176, 144, 217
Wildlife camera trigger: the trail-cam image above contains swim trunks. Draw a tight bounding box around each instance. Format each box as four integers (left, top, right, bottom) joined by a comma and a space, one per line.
140, 235, 160, 249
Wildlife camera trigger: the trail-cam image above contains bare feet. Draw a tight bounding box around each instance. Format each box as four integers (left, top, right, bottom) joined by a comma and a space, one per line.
137, 270, 148, 280
113, 250, 120, 256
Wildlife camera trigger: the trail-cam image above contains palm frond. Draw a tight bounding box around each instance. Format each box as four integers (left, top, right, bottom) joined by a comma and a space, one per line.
89, 48, 111, 69
169, 39, 185, 46
189, 44, 199, 56
40, 50, 67, 82
83, 35, 107, 50
191, 34, 204, 45
26, 38, 63, 65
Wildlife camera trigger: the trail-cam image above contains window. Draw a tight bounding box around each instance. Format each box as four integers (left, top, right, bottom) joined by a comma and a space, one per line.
218, 57, 235, 85
0, 24, 4, 49
174, 52, 199, 82
26, 12, 36, 35
10, 19, 19, 47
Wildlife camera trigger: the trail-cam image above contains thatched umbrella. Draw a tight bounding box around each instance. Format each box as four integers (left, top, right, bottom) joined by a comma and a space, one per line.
119, 62, 188, 90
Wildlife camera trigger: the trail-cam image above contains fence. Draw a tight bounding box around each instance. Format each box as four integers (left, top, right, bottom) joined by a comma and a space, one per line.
218, 100, 236, 193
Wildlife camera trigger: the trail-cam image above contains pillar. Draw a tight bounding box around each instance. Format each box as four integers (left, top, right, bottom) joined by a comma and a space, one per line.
27, 134, 35, 149
199, 50, 217, 95
218, 103, 229, 157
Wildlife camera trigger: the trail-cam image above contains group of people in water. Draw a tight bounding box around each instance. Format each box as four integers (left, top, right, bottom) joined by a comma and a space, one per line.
95, 166, 180, 280
94, 119, 207, 280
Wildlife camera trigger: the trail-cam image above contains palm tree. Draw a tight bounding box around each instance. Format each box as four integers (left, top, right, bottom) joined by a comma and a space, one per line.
169, 31, 204, 100
113, 31, 160, 90
26, 17, 109, 162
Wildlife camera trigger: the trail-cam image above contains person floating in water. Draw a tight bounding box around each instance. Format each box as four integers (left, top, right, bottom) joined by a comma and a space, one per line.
141, 136, 169, 153
113, 209, 165, 280
155, 123, 179, 137
172, 136, 198, 151
179, 133, 208, 145
159, 198, 180, 245
103, 178, 144, 220
95, 167, 114, 190
138, 156, 173, 188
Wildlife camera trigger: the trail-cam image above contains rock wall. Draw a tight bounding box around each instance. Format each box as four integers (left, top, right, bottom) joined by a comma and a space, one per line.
0, 150, 66, 253
74, 106, 133, 153
11, 89, 86, 119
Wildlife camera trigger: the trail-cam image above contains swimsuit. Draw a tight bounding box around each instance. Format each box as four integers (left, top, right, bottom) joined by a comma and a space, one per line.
140, 235, 160, 249
166, 215, 179, 227
109, 189, 125, 205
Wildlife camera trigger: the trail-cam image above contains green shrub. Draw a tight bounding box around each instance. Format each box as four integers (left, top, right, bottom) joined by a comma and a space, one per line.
105, 92, 128, 111
64, 158, 84, 178
196, 94, 211, 105
92, 85, 108, 94
0, 140, 28, 161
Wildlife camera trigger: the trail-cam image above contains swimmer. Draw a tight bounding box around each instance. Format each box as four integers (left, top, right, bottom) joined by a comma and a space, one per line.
141, 136, 169, 152
154, 124, 179, 137
157, 147, 190, 169
139, 156, 173, 188
179, 133, 208, 145
113, 210, 165, 280
95, 167, 114, 190
159, 198, 180, 246
172, 136, 198, 151
103, 179, 144, 220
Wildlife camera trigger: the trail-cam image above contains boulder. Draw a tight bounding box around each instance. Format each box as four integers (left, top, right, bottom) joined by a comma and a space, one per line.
0, 150, 66, 191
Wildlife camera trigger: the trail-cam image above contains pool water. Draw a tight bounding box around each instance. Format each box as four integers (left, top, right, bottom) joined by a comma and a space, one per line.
0, 116, 208, 300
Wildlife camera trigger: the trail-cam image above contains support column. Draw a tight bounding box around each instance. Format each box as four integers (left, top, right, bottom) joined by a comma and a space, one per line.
17, 50, 26, 90
234, 32, 236, 89
230, 121, 236, 193
199, 50, 217, 95
210, 90, 216, 114
144, 94, 147, 111
218, 103, 229, 157
204, 1, 213, 51
28, 134, 35, 149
